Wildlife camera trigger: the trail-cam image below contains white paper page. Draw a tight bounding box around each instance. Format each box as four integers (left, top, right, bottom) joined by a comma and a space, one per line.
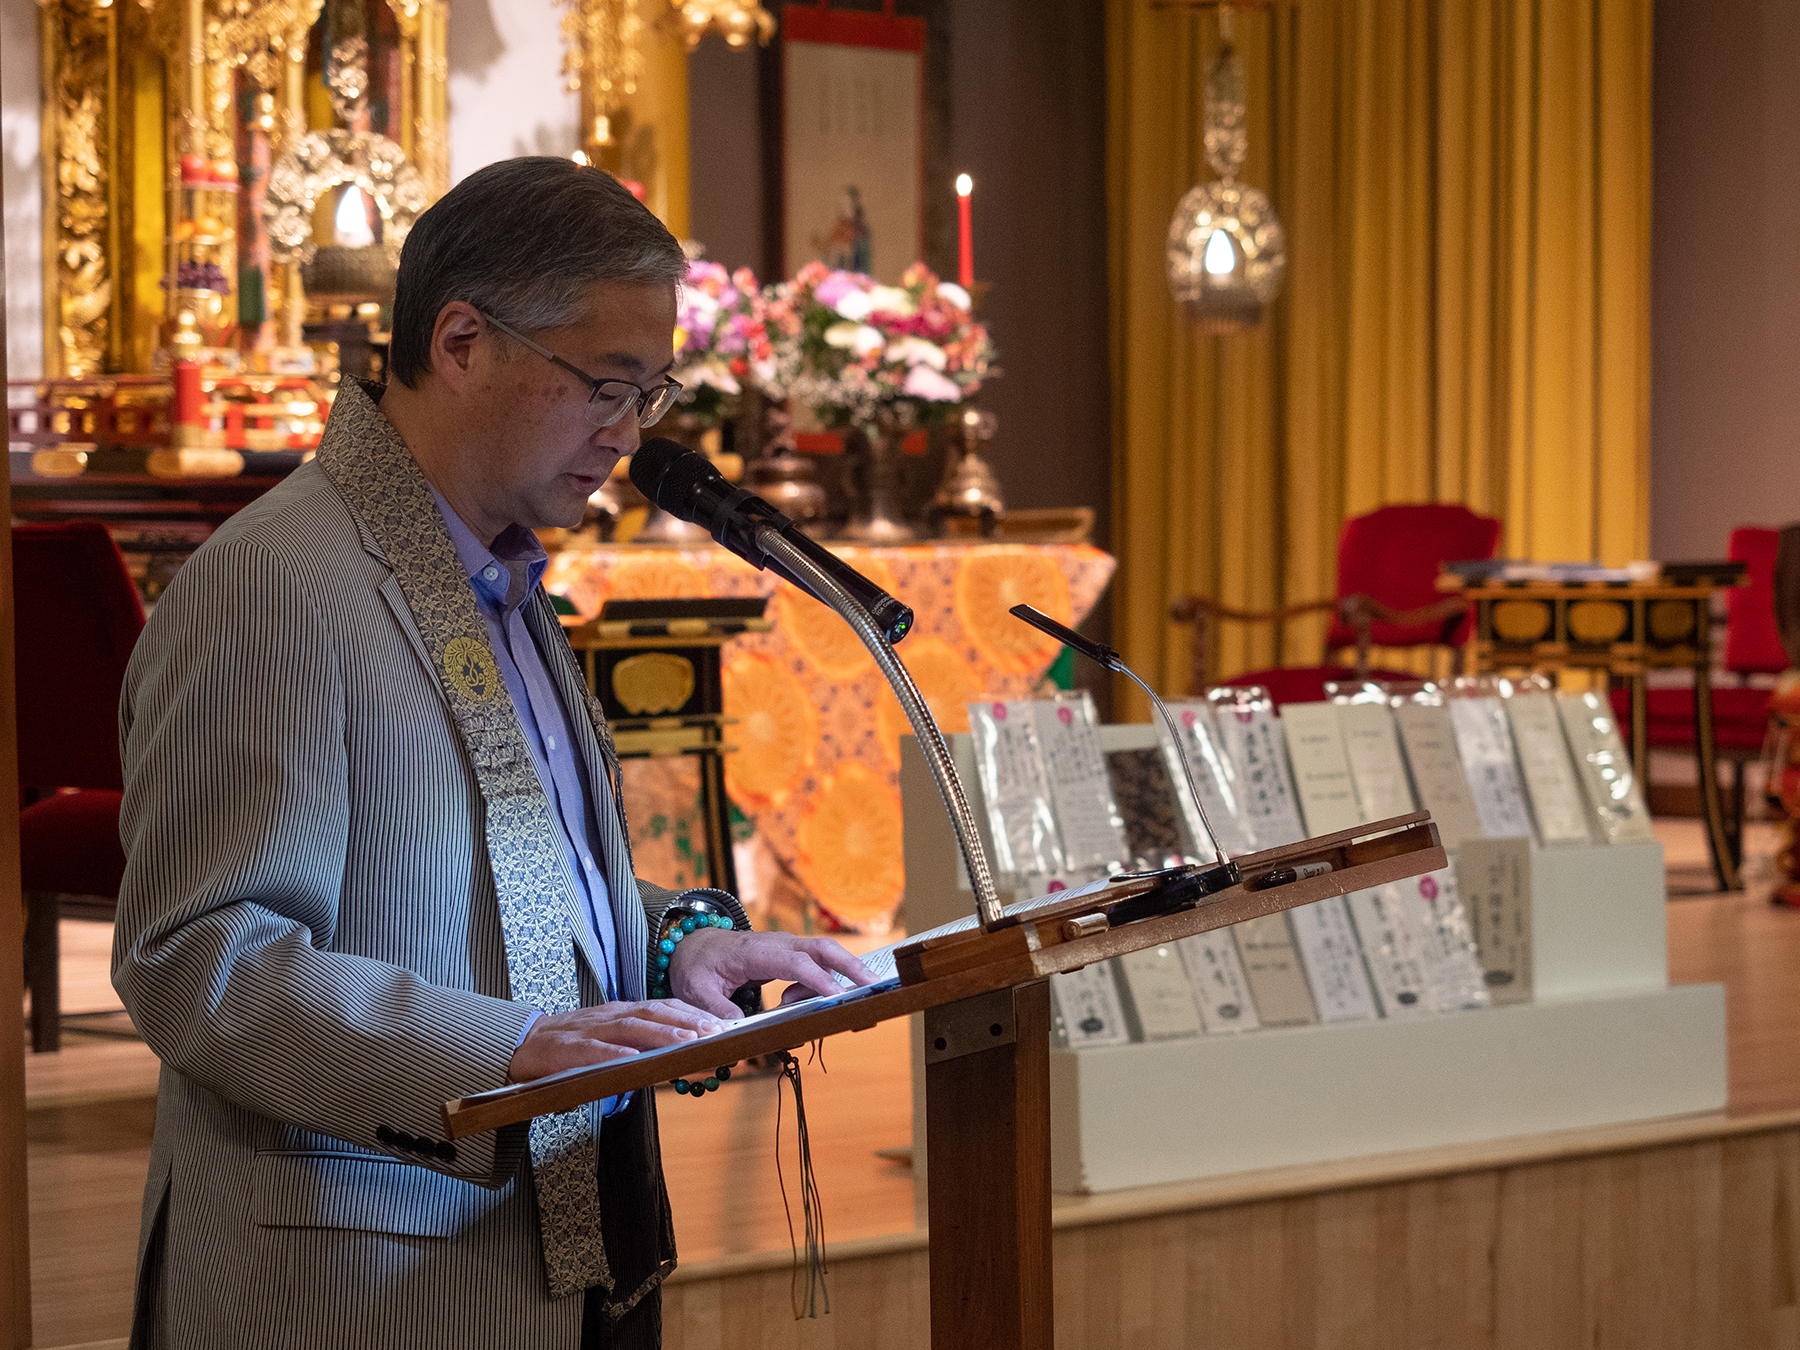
1391, 867, 1491, 1012
1344, 886, 1432, 1019
1175, 929, 1261, 1033
1116, 944, 1204, 1041
1216, 706, 1308, 846
1287, 897, 1380, 1022
1557, 692, 1656, 843
967, 701, 1064, 882
1448, 697, 1537, 841
849, 877, 1118, 986
1050, 964, 1131, 1048
1279, 702, 1365, 835
1506, 692, 1594, 845
1031, 694, 1131, 872
1455, 838, 1533, 1004
1158, 703, 1259, 859
1231, 914, 1319, 1026
1394, 703, 1485, 849
1339, 702, 1419, 822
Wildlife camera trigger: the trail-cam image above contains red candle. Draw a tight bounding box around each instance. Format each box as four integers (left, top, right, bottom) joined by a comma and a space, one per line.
955, 173, 973, 290
174, 360, 203, 426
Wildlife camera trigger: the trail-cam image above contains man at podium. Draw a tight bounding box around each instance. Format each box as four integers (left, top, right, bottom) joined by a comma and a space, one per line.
111, 156, 872, 1350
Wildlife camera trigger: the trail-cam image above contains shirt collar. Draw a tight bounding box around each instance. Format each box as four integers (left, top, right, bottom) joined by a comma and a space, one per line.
429, 485, 548, 615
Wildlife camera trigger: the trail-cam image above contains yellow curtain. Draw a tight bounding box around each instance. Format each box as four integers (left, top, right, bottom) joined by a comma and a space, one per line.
1107, 0, 1651, 717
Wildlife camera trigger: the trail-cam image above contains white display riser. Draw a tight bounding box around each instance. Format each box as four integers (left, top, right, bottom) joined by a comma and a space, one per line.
1452, 835, 1668, 1002
1042, 983, 1725, 1194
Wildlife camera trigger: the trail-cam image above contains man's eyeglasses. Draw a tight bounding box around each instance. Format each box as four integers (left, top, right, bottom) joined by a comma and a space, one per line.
479, 310, 683, 430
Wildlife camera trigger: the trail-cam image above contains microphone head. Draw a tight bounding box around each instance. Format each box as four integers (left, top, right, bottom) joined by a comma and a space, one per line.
627, 437, 690, 503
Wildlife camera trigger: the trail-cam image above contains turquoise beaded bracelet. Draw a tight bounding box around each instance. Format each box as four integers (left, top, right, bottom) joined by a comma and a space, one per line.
647, 910, 735, 1000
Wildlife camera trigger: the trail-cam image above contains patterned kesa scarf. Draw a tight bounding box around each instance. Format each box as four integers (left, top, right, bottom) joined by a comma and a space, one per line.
317, 378, 621, 1301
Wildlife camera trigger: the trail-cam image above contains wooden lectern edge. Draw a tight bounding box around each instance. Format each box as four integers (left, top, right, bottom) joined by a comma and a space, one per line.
441, 814, 1444, 1140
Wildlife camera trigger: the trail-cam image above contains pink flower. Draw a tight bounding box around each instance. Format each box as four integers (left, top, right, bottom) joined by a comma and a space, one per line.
815, 270, 869, 309
902, 365, 962, 401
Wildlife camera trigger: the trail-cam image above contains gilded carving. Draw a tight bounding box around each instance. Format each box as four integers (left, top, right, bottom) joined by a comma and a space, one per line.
44, 0, 114, 378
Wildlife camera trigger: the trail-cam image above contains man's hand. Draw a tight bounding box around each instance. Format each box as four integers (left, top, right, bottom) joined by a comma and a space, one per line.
668, 928, 876, 1019
507, 999, 726, 1083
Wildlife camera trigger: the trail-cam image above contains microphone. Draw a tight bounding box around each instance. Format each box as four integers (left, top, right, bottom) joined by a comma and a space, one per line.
629, 439, 914, 645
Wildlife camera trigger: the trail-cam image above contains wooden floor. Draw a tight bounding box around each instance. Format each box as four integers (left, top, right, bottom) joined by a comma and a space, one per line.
20, 819, 1800, 1348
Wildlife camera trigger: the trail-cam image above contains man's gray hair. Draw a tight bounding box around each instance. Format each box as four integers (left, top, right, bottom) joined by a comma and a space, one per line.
388, 156, 687, 388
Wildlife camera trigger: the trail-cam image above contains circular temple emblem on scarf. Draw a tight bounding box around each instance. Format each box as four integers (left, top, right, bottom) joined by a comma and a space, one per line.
443, 636, 499, 703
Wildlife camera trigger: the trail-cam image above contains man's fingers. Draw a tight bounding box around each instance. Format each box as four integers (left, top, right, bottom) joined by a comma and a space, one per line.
799, 938, 878, 987
771, 949, 847, 1000
677, 981, 747, 1022
621, 999, 724, 1032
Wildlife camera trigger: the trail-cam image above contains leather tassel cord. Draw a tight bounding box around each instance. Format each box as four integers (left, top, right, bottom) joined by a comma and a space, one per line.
775, 1046, 831, 1319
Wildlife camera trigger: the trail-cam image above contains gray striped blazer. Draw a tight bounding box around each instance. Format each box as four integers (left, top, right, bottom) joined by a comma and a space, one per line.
112, 438, 746, 1349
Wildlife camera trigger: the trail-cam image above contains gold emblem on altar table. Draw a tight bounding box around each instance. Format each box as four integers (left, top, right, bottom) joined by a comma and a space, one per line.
1568, 599, 1629, 644
443, 637, 498, 703
612, 653, 695, 715
1492, 599, 1550, 643
1649, 600, 1697, 644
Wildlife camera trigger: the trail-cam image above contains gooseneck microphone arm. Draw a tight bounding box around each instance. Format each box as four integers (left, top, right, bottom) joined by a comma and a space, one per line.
1008, 603, 1230, 868
757, 526, 1005, 929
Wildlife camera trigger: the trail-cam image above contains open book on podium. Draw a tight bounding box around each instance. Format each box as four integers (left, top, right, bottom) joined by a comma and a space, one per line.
441, 813, 1444, 1139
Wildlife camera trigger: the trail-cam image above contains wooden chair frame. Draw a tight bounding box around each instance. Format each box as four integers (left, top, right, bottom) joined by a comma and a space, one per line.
1169, 592, 1472, 694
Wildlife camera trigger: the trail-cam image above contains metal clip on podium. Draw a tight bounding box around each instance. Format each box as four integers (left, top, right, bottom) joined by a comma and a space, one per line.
443, 501, 1448, 1349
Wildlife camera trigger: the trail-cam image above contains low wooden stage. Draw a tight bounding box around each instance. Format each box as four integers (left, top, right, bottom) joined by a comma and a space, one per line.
24, 822, 1800, 1348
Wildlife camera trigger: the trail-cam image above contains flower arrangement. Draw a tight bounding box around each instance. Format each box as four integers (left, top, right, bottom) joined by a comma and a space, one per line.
671, 260, 775, 421
761, 262, 996, 430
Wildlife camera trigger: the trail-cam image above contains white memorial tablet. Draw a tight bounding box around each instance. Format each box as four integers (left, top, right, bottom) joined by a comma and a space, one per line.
1394, 702, 1485, 849
1032, 694, 1131, 871
1505, 692, 1594, 845
1392, 868, 1491, 1012
1159, 703, 1259, 858
1214, 705, 1307, 846
967, 700, 1064, 882
1557, 692, 1656, 843
1116, 944, 1204, 1041
1279, 702, 1366, 835
1454, 837, 1533, 1004
1231, 914, 1319, 1027
1338, 701, 1418, 822
1345, 886, 1432, 1019
1448, 696, 1537, 841
1288, 897, 1380, 1022
1175, 930, 1261, 1033
1050, 964, 1132, 1048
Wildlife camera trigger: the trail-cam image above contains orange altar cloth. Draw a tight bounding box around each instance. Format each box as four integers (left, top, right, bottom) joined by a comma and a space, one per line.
545, 542, 1116, 928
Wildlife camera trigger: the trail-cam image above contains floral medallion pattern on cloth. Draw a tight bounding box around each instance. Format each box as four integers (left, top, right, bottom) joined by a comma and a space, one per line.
546, 542, 1114, 928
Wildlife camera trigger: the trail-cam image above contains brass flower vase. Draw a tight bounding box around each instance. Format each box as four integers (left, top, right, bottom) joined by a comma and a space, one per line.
838, 417, 916, 544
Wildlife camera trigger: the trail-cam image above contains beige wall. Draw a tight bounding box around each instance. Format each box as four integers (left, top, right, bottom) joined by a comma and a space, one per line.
1651, 0, 1800, 559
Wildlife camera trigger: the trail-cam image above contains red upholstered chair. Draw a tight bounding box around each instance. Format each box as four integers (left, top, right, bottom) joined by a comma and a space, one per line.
1171, 504, 1503, 707
1610, 526, 1787, 866
15, 521, 145, 1052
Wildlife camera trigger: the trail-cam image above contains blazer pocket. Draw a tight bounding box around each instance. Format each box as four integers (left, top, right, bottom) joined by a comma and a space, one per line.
252, 1149, 493, 1239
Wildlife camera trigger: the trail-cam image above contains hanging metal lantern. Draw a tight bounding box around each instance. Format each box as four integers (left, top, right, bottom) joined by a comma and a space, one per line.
1166, 23, 1286, 333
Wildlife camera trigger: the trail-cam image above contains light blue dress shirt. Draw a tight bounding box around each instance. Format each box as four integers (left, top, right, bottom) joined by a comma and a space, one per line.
432, 489, 628, 1111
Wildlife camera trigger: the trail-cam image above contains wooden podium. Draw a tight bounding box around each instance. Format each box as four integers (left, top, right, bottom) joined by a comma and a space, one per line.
444, 814, 1446, 1349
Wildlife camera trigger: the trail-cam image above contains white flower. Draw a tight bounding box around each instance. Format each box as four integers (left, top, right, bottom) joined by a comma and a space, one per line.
834, 290, 877, 321
677, 358, 741, 395
902, 365, 962, 401
865, 285, 916, 317
886, 337, 947, 370
825, 321, 885, 356
936, 281, 972, 311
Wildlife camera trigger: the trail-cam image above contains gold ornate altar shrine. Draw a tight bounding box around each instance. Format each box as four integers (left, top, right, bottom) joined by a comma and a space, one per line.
38, 0, 448, 380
